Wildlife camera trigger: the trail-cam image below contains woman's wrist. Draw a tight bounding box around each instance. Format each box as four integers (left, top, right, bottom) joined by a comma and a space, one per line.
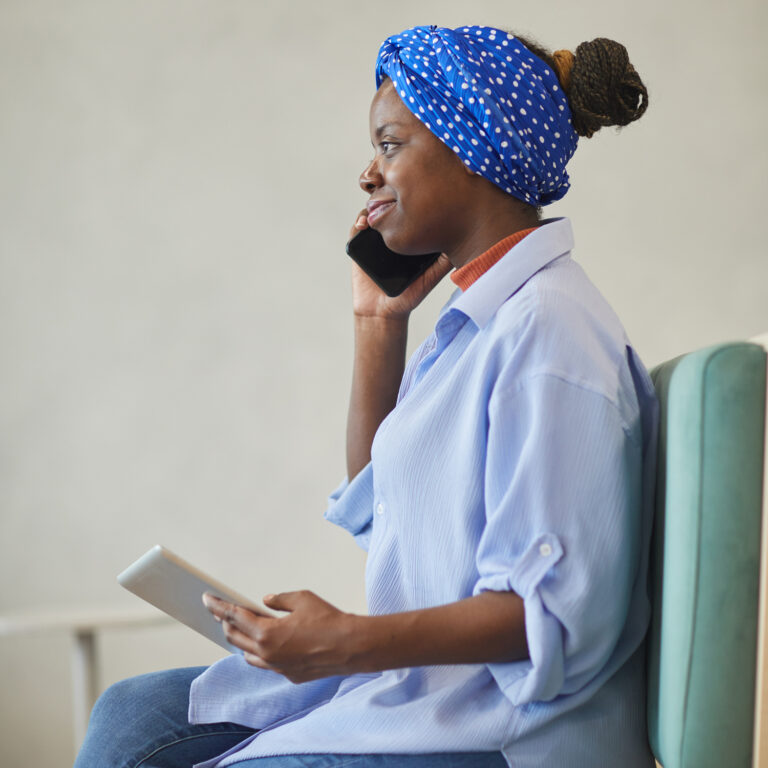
352, 314, 409, 351
352, 310, 410, 327
352, 315, 408, 363
343, 612, 411, 674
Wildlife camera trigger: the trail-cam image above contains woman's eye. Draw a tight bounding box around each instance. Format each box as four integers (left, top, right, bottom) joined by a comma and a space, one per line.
380, 141, 396, 154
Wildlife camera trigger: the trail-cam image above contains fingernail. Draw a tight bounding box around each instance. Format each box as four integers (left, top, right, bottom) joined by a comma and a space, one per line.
264, 593, 276, 602
356, 215, 366, 228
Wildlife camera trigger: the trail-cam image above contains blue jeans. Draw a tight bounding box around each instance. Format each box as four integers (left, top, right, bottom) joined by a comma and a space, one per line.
74, 666, 508, 768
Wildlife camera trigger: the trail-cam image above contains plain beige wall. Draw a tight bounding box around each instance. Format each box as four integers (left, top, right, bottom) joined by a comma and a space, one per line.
1, 0, 766, 765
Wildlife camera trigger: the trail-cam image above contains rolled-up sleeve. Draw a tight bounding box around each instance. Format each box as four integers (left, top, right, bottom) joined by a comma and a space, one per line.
474, 373, 643, 706
324, 462, 375, 551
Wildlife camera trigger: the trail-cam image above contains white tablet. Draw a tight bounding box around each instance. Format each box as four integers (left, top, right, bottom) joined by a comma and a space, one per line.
117, 545, 277, 653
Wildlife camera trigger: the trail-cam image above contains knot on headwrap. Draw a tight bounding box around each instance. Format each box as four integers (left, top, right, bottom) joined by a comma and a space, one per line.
375, 25, 579, 207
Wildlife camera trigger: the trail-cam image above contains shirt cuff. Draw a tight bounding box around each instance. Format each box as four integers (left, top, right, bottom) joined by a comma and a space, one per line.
473, 532, 565, 705
324, 463, 375, 551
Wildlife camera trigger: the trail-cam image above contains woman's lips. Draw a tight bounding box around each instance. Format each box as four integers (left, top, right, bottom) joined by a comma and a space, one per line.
366, 200, 395, 227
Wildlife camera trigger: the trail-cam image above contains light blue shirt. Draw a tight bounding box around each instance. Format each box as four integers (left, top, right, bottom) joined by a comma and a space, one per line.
189, 217, 658, 767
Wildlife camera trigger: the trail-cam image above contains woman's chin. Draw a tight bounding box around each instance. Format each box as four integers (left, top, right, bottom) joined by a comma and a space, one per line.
379, 230, 430, 257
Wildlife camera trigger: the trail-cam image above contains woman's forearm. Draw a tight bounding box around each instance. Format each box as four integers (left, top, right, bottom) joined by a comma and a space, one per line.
348, 590, 528, 672
346, 314, 409, 480
205, 588, 528, 683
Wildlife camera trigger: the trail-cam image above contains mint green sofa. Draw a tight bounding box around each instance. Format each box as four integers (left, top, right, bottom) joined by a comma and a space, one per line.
647, 341, 767, 768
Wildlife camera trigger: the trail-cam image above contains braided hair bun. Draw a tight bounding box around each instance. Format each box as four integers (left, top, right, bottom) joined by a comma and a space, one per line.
520, 35, 649, 138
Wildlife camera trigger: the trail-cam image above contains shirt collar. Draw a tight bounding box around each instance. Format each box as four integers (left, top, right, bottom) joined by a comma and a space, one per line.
450, 226, 540, 291
448, 217, 575, 329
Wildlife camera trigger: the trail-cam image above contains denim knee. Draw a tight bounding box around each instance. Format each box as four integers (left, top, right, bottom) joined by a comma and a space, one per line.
75, 667, 208, 768
90, 675, 153, 729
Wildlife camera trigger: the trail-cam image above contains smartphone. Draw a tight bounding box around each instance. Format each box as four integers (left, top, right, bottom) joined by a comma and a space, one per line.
346, 227, 440, 297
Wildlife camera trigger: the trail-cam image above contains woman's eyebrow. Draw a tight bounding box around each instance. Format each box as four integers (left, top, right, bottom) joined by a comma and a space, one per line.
374, 122, 405, 138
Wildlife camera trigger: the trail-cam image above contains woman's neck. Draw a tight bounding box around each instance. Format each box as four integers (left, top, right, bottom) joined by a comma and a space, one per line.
444, 194, 540, 269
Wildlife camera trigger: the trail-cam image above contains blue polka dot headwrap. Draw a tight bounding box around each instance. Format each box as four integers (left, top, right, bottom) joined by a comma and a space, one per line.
375, 25, 579, 207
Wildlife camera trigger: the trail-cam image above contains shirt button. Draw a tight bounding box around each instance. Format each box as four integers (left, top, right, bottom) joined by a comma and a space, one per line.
376, 503, 385, 516
539, 543, 553, 557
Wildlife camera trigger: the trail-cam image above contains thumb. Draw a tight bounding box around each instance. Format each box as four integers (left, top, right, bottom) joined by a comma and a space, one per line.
421, 253, 453, 291
263, 591, 300, 612
348, 208, 369, 242
432, 253, 453, 277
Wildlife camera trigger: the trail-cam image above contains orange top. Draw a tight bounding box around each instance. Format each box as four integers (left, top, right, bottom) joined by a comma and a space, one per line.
450, 227, 539, 291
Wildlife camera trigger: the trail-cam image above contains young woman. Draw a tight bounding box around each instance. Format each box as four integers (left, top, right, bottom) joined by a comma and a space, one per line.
75, 25, 657, 768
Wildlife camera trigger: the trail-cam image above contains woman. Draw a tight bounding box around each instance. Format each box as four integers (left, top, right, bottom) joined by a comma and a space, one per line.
75, 24, 657, 768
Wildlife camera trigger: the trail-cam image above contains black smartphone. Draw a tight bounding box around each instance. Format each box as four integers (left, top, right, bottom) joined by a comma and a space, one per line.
346, 227, 440, 298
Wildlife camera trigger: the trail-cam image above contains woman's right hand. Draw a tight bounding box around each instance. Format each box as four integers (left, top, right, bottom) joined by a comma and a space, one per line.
349, 209, 453, 320
346, 210, 450, 478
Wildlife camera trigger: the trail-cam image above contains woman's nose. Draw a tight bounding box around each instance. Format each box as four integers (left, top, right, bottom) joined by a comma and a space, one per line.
359, 158, 382, 194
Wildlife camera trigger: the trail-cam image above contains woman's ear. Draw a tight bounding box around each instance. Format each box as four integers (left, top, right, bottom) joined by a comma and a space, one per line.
446, 145, 475, 177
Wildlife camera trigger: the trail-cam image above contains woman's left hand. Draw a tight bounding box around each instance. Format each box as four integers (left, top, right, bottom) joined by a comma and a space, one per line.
203, 591, 361, 683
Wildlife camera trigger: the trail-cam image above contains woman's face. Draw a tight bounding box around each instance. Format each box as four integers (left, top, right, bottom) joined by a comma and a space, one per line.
359, 79, 476, 257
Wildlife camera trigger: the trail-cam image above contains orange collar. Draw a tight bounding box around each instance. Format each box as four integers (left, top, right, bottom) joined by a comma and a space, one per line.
450, 227, 539, 291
